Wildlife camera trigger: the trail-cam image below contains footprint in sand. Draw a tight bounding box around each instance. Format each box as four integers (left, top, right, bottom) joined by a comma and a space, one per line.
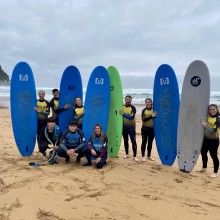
174, 178, 183, 183
36, 209, 65, 220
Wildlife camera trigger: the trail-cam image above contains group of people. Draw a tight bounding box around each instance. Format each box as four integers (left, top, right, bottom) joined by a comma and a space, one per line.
120, 95, 219, 178
34, 89, 219, 177
34, 89, 107, 169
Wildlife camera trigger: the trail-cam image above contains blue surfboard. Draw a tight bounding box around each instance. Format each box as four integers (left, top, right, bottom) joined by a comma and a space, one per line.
153, 64, 180, 165
58, 66, 83, 133
83, 66, 110, 142
10, 62, 37, 156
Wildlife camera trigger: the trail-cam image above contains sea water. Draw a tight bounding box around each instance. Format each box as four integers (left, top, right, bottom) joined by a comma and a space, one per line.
1, 86, 220, 114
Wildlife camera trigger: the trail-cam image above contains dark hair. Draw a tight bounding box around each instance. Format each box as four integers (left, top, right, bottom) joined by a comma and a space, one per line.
125, 95, 132, 99
145, 98, 153, 103
69, 120, 78, 126
47, 117, 56, 123
74, 97, 82, 108
52, 88, 59, 93
208, 104, 220, 115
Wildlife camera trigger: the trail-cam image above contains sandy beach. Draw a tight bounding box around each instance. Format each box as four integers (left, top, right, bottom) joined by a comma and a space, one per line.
0, 107, 220, 220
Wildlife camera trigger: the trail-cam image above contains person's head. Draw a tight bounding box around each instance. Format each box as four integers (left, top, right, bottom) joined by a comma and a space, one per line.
75, 97, 82, 107
69, 120, 78, 132
145, 98, 153, 109
38, 90, 45, 100
125, 95, 132, 106
208, 104, 219, 116
52, 89, 59, 99
47, 117, 56, 129
94, 124, 103, 136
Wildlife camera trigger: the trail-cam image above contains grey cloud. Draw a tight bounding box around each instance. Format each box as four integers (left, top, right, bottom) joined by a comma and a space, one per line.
0, 0, 220, 89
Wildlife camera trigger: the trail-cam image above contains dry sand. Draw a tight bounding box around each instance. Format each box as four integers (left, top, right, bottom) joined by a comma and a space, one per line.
0, 108, 220, 220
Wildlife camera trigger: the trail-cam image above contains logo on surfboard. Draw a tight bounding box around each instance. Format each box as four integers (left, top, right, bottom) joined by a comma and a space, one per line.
160, 77, 169, 85
19, 74, 28, 81
68, 85, 75, 90
191, 76, 201, 87
95, 78, 104, 85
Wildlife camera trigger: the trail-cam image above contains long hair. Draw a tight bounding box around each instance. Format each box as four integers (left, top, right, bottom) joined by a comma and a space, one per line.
91, 124, 105, 142
74, 97, 82, 108
208, 104, 220, 116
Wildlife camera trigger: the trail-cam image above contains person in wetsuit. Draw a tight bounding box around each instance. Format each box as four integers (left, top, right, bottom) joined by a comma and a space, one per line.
50, 88, 71, 125
73, 97, 85, 130
141, 98, 157, 162
83, 124, 108, 169
120, 95, 138, 162
38, 117, 62, 160
34, 90, 50, 151
199, 104, 220, 178
59, 120, 87, 164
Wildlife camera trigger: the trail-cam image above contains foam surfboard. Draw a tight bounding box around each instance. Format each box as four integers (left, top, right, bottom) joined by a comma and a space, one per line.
83, 66, 110, 142
177, 60, 210, 172
10, 62, 37, 156
153, 64, 180, 165
58, 66, 82, 133
106, 66, 123, 157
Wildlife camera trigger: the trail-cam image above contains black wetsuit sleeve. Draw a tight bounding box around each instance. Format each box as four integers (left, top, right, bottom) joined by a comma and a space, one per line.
50, 99, 65, 114
141, 107, 153, 122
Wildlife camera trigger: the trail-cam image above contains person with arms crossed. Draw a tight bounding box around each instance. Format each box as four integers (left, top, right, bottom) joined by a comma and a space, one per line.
120, 95, 138, 162
141, 98, 157, 161
34, 90, 50, 151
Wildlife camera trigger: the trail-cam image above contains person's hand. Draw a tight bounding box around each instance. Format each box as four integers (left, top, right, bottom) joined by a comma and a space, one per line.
48, 144, 59, 150
200, 120, 207, 127
96, 157, 101, 163
67, 149, 75, 155
64, 104, 71, 109
120, 110, 124, 115
48, 144, 54, 149
34, 107, 41, 113
91, 149, 97, 156
152, 111, 157, 117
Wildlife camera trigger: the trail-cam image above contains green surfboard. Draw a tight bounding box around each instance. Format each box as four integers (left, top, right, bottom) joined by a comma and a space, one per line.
106, 66, 123, 157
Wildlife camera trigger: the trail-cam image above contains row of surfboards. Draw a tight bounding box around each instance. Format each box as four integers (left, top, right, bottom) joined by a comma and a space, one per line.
10, 60, 210, 173
10, 63, 123, 158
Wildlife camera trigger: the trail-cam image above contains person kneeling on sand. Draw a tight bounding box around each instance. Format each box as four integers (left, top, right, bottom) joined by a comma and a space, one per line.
59, 120, 87, 164
83, 124, 108, 169
38, 117, 63, 162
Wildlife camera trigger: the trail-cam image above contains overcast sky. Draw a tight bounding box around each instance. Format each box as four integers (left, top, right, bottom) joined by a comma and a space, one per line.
1, 0, 220, 90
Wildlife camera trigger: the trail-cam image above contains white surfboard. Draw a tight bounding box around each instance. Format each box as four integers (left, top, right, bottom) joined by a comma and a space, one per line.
177, 60, 210, 172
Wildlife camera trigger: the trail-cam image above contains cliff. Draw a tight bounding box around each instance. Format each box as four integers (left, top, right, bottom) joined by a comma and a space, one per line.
0, 65, 10, 86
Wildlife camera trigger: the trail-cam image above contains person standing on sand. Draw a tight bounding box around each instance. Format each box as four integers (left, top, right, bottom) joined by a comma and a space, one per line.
73, 97, 85, 130
83, 124, 108, 169
120, 95, 138, 162
34, 90, 50, 151
199, 104, 220, 178
50, 88, 71, 125
141, 98, 157, 162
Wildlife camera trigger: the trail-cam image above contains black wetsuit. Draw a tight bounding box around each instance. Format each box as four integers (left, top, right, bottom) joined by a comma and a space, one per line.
141, 107, 155, 157
201, 114, 220, 173
122, 104, 137, 157
50, 97, 66, 125
73, 105, 84, 129
36, 99, 50, 147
